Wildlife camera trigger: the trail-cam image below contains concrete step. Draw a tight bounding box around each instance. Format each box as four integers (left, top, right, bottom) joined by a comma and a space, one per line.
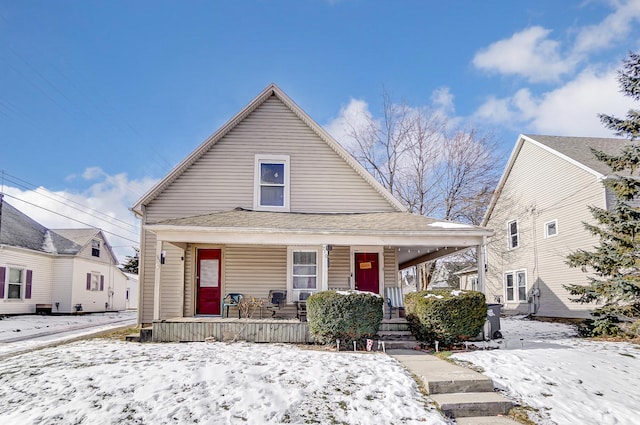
379, 320, 410, 332
430, 392, 512, 418
124, 333, 140, 342
139, 327, 153, 342
382, 340, 420, 350
455, 416, 520, 425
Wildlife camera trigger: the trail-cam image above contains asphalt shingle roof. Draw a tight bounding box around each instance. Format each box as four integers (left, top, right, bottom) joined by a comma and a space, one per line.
152, 208, 485, 234
526, 134, 633, 176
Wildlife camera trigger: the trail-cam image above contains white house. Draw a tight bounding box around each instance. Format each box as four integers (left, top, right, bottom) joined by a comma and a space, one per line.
0, 196, 128, 314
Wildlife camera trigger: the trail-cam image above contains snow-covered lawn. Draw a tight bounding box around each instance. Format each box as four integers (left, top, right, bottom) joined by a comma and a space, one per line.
452, 316, 640, 425
0, 339, 448, 425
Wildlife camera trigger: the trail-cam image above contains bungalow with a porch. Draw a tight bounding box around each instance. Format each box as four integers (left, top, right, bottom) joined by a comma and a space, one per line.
132, 84, 493, 342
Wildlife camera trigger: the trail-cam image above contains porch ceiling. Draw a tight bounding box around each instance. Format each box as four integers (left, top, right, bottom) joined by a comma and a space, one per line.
146, 209, 493, 258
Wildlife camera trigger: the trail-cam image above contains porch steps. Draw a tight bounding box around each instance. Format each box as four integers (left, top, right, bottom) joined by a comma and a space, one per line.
377, 320, 418, 350
126, 327, 153, 343
389, 350, 516, 423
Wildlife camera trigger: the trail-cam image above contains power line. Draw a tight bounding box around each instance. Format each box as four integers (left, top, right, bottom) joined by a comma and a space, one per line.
2, 192, 139, 245
0, 171, 139, 236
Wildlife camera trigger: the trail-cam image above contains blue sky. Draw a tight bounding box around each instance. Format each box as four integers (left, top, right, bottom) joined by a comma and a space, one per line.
1, 0, 639, 261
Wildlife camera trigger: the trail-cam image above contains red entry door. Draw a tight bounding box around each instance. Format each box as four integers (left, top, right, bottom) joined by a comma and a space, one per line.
196, 249, 221, 315
355, 252, 380, 293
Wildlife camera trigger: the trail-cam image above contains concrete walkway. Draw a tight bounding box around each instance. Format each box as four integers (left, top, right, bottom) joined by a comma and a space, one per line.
388, 349, 520, 424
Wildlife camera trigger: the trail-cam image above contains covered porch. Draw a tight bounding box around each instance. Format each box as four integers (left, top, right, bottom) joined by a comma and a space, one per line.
142, 209, 493, 331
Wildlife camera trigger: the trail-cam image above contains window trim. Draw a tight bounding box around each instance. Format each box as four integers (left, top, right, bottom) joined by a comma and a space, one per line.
504, 269, 527, 303
90, 272, 101, 291
7, 266, 25, 300
92, 239, 101, 257
544, 219, 558, 238
253, 154, 290, 212
507, 219, 519, 249
287, 246, 323, 303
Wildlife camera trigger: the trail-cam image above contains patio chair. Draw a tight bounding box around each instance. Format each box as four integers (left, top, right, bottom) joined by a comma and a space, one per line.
295, 291, 312, 322
265, 290, 287, 317
222, 293, 243, 318
385, 287, 405, 319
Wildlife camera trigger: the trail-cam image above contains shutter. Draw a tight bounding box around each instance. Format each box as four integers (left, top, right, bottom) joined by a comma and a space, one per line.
100, 275, 104, 291
25, 270, 33, 299
86, 273, 92, 290
0, 267, 5, 299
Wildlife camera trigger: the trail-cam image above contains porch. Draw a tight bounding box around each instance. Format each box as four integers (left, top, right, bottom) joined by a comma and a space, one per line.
150, 316, 413, 345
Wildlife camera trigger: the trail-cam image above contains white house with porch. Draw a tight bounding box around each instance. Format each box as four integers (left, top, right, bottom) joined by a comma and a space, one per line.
132, 84, 493, 341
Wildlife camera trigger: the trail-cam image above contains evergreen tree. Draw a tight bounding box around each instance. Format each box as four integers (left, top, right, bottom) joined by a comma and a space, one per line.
565, 52, 640, 336
120, 247, 139, 274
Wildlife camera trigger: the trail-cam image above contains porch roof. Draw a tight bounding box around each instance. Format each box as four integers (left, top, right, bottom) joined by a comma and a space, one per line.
146, 209, 494, 267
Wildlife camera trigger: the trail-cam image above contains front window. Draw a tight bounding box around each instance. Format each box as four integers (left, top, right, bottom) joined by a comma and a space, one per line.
8, 267, 24, 299
505, 270, 527, 302
254, 155, 290, 211
507, 220, 519, 249
92, 240, 101, 257
288, 248, 320, 302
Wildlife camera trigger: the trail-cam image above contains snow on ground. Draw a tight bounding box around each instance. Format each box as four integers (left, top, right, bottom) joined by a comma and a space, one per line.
452, 316, 640, 425
0, 311, 137, 357
0, 339, 449, 425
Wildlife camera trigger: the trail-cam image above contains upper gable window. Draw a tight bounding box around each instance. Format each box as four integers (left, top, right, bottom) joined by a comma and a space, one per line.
545, 220, 558, 238
254, 155, 290, 211
92, 240, 101, 257
507, 220, 519, 249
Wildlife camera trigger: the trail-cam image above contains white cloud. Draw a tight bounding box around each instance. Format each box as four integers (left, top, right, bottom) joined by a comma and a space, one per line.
324, 98, 375, 150
431, 87, 455, 115
573, 0, 640, 54
473, 67, 636, 137
2, 168, 157, 264
473, 26, 576, 83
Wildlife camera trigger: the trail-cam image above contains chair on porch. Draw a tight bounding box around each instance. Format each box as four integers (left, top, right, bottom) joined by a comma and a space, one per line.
295, 291, 312, 322
222, 293, 243, 318
265, 290, 287, 318
385, 287, 405, 319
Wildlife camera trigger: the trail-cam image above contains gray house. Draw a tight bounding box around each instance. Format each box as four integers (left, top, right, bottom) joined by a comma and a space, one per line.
132, 84, 493, 332
483, 134, 631, 318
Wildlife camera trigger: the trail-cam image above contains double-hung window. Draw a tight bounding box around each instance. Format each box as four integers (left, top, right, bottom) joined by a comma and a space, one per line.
7, 267, 25, 299
254, 155, 290, 211
507, 220, 519, 249
289, 249, 320, 302
505, 270, 527, 302
92, 240, 101, 257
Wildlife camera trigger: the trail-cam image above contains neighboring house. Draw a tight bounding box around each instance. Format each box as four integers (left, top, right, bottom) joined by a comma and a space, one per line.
0, 196, 127, 314
483, 134, 631, 319
455, 266, 478, 291
123, 272, 139, 310
132, 84, 493, 326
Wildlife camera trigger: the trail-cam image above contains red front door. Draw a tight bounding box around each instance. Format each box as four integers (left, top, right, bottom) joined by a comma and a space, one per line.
196, 249, 221, 315
355, 252, 379, 293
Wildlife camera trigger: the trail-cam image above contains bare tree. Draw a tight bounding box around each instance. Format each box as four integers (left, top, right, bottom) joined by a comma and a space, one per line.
340, 92, 503, 288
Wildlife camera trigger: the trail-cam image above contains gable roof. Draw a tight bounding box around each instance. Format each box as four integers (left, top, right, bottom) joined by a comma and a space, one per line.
483, 134, 631, 225
131, 83, 406, 215
54, 228, 118, 264
0, 197, 80, 255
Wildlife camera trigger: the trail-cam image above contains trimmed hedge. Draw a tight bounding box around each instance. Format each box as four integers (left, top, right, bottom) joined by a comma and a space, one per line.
405, 289, 487, 346
307, 290, 384, 347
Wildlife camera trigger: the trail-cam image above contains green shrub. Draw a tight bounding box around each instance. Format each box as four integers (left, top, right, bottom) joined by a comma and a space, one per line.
307, 290, 384, 348
405, 289, 487, 347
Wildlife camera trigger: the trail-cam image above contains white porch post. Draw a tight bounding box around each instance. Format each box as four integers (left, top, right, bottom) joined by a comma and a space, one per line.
153, 239, 163, 321
476, 236, 487, 295
322, 245, 330, 291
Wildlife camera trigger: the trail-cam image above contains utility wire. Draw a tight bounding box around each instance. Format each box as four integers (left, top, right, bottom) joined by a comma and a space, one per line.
2, 192, 139, 245
0, 171, 139, 235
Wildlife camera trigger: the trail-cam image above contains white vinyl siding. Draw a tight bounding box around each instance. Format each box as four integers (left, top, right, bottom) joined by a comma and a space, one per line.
158, 242, 185, 320
223, 245, 287, 300
0, 248, 52, 315
485, 138, 605, 318
383, 246, 398, 289
144, 96, 397, 220
327, 245, 351, 290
